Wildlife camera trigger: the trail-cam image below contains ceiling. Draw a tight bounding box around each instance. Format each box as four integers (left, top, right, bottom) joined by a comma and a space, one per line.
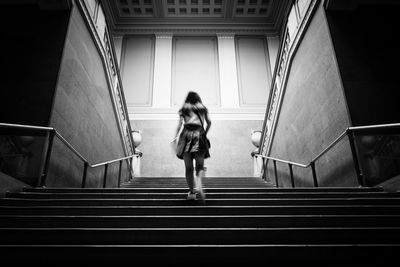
101, 0, 292, 35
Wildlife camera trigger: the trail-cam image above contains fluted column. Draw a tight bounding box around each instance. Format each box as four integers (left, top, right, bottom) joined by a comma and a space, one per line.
152, 32, 173, 108
217, 33, 239, 108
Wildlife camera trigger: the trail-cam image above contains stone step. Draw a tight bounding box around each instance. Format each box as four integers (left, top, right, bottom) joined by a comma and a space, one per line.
1, 227, 400, 245
2, 197, 400, 206
0, 244, 397, 266
23, 187, 384, 193
7, 191, 400, 200
1, 214, 399, 228
2, 205, 400, 216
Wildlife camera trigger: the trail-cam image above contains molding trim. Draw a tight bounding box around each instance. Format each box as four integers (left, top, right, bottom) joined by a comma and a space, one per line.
111, 27, 279, 36
154, 32, 174, 38
216, 32, 235, 39
128, 107, 266, 121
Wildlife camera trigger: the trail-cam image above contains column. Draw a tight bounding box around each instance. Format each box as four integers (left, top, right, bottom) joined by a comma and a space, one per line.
113, 35, 123, 67
266, 35, 280, 74
152, 32, 173, 108
216, 33, 240, 108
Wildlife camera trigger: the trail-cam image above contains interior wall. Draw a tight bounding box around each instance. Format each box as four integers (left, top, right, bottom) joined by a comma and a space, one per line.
47, 5, 129, 187
131, 119, 263, 177
121, 34, 273, 177
0, 4, 70, 125
326, 3, 400, 126
325, 3, 400, 187
267, 2, 357, 187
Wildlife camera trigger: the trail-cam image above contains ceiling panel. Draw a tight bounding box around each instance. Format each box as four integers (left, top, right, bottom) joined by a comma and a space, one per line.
103, 0, 291, 35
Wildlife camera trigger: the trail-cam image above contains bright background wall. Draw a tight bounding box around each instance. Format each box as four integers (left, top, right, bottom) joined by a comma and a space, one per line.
118, 34, 277, 177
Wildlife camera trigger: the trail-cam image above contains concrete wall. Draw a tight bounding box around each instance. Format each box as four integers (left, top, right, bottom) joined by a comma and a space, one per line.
47, 5, 129, 187
267, 2, 357, 187
326, 3, 400, 126
0, 4, 70, 125
325, 3, 400, 187
131, 119, 262, 177
0, 4, 70, 189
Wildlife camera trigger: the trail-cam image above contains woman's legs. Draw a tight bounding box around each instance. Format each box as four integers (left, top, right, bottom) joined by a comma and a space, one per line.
183, 152, 195, 193
194, 152, 206, 199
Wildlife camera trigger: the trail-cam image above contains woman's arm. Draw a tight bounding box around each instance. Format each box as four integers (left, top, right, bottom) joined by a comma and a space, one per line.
204, 112, 211, 135
176, 116, 183, 137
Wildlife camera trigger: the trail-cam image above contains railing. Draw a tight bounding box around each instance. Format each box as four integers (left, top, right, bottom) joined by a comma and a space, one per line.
0, 123, 142, 188
254, 123, 400, 188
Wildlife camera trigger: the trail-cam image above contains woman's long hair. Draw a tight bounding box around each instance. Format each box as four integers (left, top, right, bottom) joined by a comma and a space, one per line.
180, 91, 206, 116
184, 91, 202, 105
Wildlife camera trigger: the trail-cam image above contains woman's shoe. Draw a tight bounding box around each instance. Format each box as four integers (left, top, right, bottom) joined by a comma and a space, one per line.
187, 191, 197, 200
195, 175, 205, 200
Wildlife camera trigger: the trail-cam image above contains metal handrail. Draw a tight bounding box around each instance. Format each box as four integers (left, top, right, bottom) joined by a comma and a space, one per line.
258, 155, 307, 168
91, 154, 138, 168
349, 122, 400, 131
254, 122, 400, 188
0, 122, 54, 131
53, 131, 88, 164
0, 122, 141, 188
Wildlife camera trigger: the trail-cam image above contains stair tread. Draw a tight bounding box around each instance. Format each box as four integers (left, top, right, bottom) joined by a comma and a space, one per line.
2, 176, 400, 252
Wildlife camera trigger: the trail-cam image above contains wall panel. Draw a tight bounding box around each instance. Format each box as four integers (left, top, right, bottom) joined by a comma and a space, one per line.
236, 36, 271, 106
122, 36, 154, 106
172, 36, 220, 107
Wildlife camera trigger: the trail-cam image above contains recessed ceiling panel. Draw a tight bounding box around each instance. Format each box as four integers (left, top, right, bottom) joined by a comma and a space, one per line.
106, 0, 291, 34
117, 0, 155, 17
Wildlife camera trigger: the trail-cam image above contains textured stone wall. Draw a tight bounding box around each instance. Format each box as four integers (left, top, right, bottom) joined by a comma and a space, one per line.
47, 6, 129, 187
267, 3, 357, 187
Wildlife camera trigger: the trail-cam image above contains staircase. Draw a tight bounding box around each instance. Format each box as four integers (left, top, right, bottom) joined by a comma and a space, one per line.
1, 177, 400, 266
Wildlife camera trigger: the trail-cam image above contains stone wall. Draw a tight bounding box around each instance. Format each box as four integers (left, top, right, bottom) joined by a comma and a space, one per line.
267, 2, 357, 187
47, 5, 129, 187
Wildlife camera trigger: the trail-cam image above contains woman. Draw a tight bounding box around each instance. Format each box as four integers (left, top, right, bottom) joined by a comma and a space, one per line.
174, 91, 211, 201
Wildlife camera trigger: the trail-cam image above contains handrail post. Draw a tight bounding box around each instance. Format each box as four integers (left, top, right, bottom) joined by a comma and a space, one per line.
81, 162, 89, 188
273, 160, 279, 188
103, 164, 109, 188
310, 161, 318, 187
347, 130, 364, 187
288, 163, 295, 188
129, 156, 134, 180
38, 130, 55, 187
117, 160, 123, 188
262, 158, 267, 181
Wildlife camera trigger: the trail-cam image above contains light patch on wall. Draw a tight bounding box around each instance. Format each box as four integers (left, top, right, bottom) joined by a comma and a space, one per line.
236, 36, 272, 106
121, 35, 155, 106
171, 36, 220, 107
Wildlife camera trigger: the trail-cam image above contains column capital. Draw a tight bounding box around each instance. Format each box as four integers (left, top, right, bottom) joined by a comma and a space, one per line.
154, 32, 173, 39
216, 33, 235, 39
